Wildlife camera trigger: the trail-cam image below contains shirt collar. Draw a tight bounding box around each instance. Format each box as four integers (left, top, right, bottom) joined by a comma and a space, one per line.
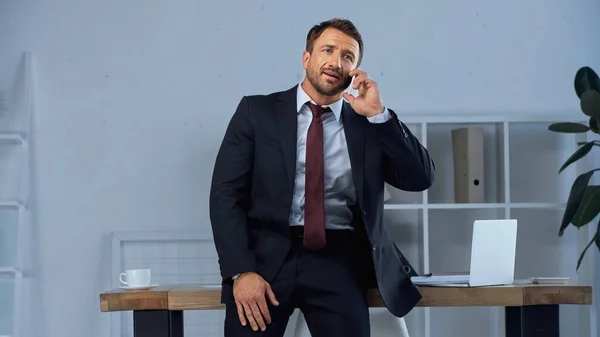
296, 82, 344, 121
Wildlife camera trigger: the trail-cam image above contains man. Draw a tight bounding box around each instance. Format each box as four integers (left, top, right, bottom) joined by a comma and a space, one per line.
209, 17, 435, 337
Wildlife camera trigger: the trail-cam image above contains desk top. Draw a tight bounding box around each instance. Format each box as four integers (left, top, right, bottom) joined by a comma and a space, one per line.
99, 283, 592, 312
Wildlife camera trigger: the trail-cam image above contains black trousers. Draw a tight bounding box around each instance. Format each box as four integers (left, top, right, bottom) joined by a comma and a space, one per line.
223, 227, 371, 337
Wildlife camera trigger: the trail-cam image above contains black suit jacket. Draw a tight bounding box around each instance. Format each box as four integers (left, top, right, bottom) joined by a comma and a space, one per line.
209, 85, 435, 317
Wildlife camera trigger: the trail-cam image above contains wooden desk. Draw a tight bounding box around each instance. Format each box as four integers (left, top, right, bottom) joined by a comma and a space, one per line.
100, 283, 592, 337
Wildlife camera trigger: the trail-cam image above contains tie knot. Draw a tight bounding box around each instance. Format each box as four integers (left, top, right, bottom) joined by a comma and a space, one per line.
307, 102, 330, 119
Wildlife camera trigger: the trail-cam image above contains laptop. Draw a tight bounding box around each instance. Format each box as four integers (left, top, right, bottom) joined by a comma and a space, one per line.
411, 219, 518, 287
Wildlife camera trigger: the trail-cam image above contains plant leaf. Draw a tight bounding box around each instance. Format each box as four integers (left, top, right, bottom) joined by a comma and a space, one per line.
590, 118, 600, 134
559, 169, 600, 236
559, 142, 595, 173
548, 122, 590, 133
575, 66, 600, 98
571, 185, 600, 227
579, 218, 600, 270
577, 140, 600, 146
580, 90, 600, 118
577, 236, 595, 270
595, 219, 600, 250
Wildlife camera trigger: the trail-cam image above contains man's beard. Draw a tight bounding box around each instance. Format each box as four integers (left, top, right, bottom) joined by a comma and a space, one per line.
307, 68, 352, 97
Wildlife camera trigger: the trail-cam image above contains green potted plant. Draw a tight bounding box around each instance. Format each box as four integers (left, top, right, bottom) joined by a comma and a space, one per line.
548, 66, 600, 270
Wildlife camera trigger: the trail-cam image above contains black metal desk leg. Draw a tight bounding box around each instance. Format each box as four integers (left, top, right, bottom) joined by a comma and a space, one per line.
133, 310, 184, 337
505, 305, 559, 337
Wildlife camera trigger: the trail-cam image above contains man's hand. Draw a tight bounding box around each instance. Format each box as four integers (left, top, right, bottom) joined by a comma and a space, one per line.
233, 272, 279, 331
342, 69, 385, 118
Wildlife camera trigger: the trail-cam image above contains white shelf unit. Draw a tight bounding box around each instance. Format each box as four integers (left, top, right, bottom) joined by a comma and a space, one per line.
0, 51, 34, 337
384, 114, 595, 337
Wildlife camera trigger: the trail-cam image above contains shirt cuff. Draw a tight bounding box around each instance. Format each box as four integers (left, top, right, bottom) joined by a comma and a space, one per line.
367, 107, 392, 124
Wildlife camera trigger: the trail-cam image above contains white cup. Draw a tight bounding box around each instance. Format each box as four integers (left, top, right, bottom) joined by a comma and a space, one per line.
119, 269, 151, 287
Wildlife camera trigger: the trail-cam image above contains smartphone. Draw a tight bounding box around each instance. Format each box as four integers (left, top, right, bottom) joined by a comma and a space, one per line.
345, 75, 357, 100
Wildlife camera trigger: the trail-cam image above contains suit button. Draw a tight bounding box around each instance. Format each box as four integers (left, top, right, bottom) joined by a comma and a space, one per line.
372, 243, 377, 250
363, 211, 367, 216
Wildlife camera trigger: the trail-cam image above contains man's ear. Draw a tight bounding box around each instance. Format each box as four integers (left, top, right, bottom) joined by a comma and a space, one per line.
302, 50, 310, 70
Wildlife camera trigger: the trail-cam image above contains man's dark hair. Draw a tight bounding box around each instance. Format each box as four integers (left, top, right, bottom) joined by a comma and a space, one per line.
305, 18, 364, 66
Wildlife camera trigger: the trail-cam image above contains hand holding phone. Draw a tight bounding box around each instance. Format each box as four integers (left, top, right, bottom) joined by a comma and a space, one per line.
341, 69, 385, 118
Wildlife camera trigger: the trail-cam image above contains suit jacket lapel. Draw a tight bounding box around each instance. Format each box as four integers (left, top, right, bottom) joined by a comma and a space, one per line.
342, 102, 366, 203
274, 86, 298, 189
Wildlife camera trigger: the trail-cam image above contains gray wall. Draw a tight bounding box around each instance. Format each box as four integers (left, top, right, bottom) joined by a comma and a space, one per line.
1, 0, 599, 336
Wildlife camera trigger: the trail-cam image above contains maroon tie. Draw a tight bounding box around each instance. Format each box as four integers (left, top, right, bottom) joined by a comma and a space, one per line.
304, 102, 329, 250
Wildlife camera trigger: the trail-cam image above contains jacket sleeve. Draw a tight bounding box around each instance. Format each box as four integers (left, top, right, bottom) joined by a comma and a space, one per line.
370, 109, 435, 191
209, 96, 257, 279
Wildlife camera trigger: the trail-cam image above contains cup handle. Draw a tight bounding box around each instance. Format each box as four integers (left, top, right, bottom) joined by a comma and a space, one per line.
119, 273, 128, 285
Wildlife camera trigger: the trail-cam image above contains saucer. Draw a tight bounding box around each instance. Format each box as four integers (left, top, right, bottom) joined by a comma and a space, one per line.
119, 284, 159, 291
